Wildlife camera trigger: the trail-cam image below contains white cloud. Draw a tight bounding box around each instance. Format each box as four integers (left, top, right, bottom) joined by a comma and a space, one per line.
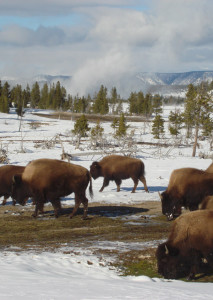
0, 0, 213, 96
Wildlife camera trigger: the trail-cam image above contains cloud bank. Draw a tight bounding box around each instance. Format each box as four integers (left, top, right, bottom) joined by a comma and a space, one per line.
0, 0, 213, 96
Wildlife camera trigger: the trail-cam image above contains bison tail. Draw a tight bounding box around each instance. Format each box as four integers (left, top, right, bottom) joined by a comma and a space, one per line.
88, 172, 94, 199
140, 161, 145, 176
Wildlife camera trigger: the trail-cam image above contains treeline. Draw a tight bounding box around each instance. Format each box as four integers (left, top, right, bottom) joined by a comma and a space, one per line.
0, 80, 184, 116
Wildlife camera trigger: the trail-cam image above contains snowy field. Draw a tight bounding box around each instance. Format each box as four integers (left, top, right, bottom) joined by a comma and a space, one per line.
0, 107, 213, 299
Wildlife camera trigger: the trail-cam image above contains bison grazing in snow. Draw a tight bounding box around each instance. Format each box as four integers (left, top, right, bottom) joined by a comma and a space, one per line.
12, 158, 93, 219
159, 167, 213, 220
0, 165, 26, 205
156, 210, 213, 280
90, 155, 148, 193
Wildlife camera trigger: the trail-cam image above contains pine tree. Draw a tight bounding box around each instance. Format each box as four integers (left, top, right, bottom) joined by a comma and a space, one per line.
152, 94, 163, 116
152, 115, 165, 139
39, 83, 49, 109
115, 113, 128, 138
93, 85, 108, 114
128, 92, 138, 114
168, 109, 184, 137
31, 82, 40, 108
184, 84, 197, 138
72, 114, 90, 148
0, 95, 9, 113
184, 82, 213, 156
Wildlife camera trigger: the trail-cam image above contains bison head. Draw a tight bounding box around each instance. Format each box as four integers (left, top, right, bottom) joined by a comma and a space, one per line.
156, 242, 190, 279
90, 162, 101, 179
159, 191, 181, 221
12, 174, 29, 205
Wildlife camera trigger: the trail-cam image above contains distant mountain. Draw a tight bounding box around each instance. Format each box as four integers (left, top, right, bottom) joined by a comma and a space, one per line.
1, 71, 213, 98
136, 71, 213, 97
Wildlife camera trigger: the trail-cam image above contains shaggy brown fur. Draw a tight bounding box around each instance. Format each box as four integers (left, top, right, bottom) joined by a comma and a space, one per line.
90, 155, 148, 193
159, 167, 213, 220
156, 210, 213, 279
12, 158, 93, 218
0, 165, 26, 205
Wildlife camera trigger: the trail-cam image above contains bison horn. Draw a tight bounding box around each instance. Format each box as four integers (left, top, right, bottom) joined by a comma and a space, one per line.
158, 191, 163, 200
165, 245, 169, 255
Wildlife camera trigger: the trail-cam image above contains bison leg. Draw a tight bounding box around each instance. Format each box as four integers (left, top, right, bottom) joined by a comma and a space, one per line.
115, 179, 122, 192
139, 175, 149, 192
81, 196, 89, 219
99, 178, 110, 192
70, 195, 81, 219
131, 178, 139, 193
51, 199, 62, 218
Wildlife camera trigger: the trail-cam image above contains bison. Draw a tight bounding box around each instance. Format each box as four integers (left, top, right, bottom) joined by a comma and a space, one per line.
159, 167, 213, 220
156, 210, 213, 280
0, 165, 26, 205
89, 155, 148, 193
12, 158, 93, 219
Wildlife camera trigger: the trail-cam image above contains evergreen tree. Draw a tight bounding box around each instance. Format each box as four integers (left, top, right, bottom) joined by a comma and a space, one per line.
111, 117, 119, 134
39, 83, 49, 109
115, 113, 128, 138
1, 81, 10, 108
152, 94, 163, 116
184, 84, 197, 138
184, 82, 213, 156
128, 92, 138, 114
152, 115, 165, 139
110, 87, 120, 114
168, 109, 184, 137
22, 84, 31, 107
143, 93, 153, 116
30, 82, 40, 108
72, 114, 90, 148
93, 85, 109, 114
90, 120, 104, 146
0, 95, 9, 113
12, 85, 24, 116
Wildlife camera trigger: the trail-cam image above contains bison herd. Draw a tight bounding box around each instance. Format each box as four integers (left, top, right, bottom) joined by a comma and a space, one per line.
1, 155, 213, 280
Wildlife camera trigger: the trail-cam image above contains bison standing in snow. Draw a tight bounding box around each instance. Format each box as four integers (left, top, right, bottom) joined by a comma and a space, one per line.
12, 158, 93, 219
159, 167, 213, 220
90, 155, 148, 193
156, 210, 213, 279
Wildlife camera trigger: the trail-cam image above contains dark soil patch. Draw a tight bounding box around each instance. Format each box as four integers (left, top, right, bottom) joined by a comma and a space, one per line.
1, 201, 213, 281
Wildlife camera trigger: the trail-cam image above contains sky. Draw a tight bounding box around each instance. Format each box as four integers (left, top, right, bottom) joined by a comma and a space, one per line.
0, 0, 213, 95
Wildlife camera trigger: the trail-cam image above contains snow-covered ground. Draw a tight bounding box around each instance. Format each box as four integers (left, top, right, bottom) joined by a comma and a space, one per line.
0, 107, 213, 299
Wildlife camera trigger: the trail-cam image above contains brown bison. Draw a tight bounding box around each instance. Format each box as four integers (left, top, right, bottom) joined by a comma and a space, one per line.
90, 155, 148, 193
0, 165, 26, 205
159, 167, 213, 220
12, 158, 93, 218
156, 210, 213, 279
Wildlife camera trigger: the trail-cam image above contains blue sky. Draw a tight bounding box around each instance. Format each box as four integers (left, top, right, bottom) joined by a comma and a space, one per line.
0, 0, 212, 96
